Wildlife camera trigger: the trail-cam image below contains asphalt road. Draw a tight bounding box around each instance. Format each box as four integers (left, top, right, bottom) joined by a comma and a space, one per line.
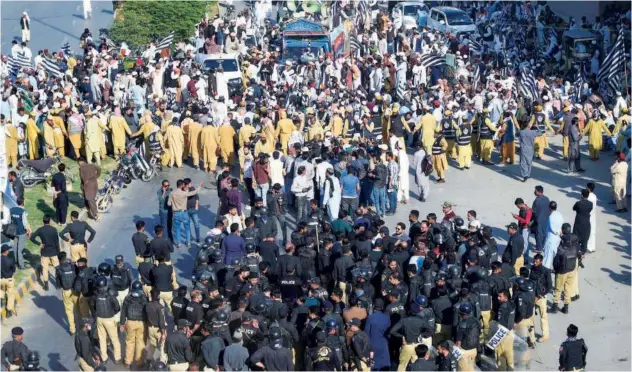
1, 1, 114, 56
2, 132, 630, 371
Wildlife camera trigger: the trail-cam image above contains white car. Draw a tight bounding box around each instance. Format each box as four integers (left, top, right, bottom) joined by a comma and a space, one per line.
196, 53, 242, 100
427, 6, 478, 39
392, 1, 430, 30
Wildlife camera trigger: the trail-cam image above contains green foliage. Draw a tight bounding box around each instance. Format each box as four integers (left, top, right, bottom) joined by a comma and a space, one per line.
110, 0, 212, 50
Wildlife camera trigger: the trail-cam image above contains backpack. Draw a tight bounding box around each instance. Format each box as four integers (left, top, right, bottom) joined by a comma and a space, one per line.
421, 154, 433, 176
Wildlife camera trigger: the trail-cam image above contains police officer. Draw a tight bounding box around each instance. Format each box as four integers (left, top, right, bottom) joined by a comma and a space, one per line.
385, 288, 406, 326
119, 280, 147, 368
325, 318, 349, 369
347, 318, 373, 371
455, 302, 481, 371
55, 251, 79, 335
170, 286, 190, 321
1, 327, 29, 370
237, 314, 265, 355
306, 331, 341, 371
431, 286, 454, 345
145, 288, 168, 364
150, 255, 177, 309
75, 319, 98, 371
559, 324, 588, 371
303, 306, 326, 346
495, 289, 516, 371
73, 258, 97, 319
414, 296, 436, 347
452, 287, 480, 328
185, 290, 205, 358
165, 319, 194, 370
90, 276, 122, 364
240, 243, 262, 274
138, 252, 154, 298
250, 336, 293, 371
192, 253, 217, 290
513, 277, 536, 348
529, 253, 552, 342
131, 220, 151, 266
279, 264, 303, 304
389, 302, 428, 371
58, 210, 96, 262
111, 255, 133, 306
1, 244, 17, 317
22, 351, 44, 371
435, 340, 457, 371
469, 268, 493, 340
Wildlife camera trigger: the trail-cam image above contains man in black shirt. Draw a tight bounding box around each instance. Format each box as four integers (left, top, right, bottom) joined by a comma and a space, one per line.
347, 318, 372, 371
75, 319, 98, 371
59, 211, 96, 262
559, 324, 588, 371
435, 340, 457, 371
171, 286, 190, 321
185, 290, 205, 358
138, 252, 154, 298
131, 220, 150, 266
30, 215, 60, 290
165, 319, 194, 369
408, 345, 435, 371
149, 225, 175, 263
150, 256, 176, 310
1, 245, 17, 317
258, 234, 279, 269
528, 253, 552, 343
503, 222, 524, 274
146, 288, 167, 362
51, 163, 69, 224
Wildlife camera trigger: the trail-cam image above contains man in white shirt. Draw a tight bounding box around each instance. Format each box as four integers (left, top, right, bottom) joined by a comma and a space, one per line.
315, 154, 333, 205
291, 165, 312, 223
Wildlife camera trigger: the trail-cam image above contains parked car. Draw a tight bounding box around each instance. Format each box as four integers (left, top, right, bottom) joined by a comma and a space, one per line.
392, 1, 430, 30
427, 6, 478, 38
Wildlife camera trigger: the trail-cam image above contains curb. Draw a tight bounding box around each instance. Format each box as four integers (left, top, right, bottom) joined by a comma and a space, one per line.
1, 268, 38, 320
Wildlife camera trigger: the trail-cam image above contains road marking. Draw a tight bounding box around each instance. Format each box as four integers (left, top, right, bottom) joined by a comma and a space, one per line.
73, 20, 76, 26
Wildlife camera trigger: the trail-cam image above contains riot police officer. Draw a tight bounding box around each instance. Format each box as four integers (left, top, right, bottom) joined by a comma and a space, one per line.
455, 302, 481, 371
306, 331, 341, 371
90, 276, 122, 364
279, 264, 303, 304
414, 295, 436, 347
325, 318, 349, 369
119, 280, 148, 368
559, 324, 588, 371
111, 255, 133, 306
73, 258, 97, 319
389, 302, 430, 370
22, 350, 44, 371
513, 277, 536, 348
495, 290, 516, 370
469, 268, 493, 339
55, 251, 79, 335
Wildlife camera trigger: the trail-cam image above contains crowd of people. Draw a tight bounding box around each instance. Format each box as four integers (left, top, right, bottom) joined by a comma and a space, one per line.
2, 0, 630, 371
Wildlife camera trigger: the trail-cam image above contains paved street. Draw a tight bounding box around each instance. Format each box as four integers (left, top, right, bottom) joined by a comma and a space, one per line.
1, 133, 630, 371
1, 1, 114, 55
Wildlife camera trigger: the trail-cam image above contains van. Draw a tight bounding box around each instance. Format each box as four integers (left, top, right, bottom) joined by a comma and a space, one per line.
427, 6, 478, 39
195, 53, 243, 99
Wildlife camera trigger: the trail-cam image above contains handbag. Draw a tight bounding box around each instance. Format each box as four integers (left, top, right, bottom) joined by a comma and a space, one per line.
2, 223, 17, 239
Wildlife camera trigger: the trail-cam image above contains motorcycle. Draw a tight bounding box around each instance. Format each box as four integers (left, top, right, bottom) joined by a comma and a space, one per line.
127, 140, 159, 182
95, 173, 125, 213
18, 152, 75, 188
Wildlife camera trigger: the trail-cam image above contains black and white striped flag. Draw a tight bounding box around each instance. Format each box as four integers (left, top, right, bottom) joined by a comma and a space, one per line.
419, 52, 447, 68
572, 69, 586, 103
6, 56, 18, 74
155, 31, 175, 52
518, 65, 538, 102
356, 0, 368, 30
597, 28, 625, 94
61, 42, 72, 57
397, 84, 407, 103
349, 35, 361, 52
468, 39, 483, 55
472, 63, 481, 89
42, 57, 63, 78
16, 52, 32, 70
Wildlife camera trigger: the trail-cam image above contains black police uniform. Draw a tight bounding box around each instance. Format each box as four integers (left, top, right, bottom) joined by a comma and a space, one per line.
1, 338, 29, 369
307, 344, 341, 371
111, 265, 133, 292
171, 294, 190, 321
279, 274, 303, 303
559, 337, 588, 371
436, 352, 458, 371
455, 316, 481, 351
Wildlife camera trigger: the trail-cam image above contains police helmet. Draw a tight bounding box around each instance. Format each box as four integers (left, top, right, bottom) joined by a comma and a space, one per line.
436, 273, 448, 282
448, 265, 460, 278
253, 301, 268, 314
271, 337, 283, 350
454, 217, 466, 231
415, 295, 429, 307
245, 242, 256, 254
459, 302, 473, 315
98, 262, 111, 276
199, 270, 214, 282
269, 326, 282, 340
433, 233, 444, 245
230, 258, 241, 267
210, 249, 223, 262
204, 235, 215, 247
197, 252, 209, 264
153, 361, 168, 371
326, 318, 338, 330
131, 280, 142, 292
213, 311, 228, 324
96, 275, 108, 289
514, 277, 526, 288
520, 280, 533, 292
26, 350, 40, 364
440, 219, 453, 233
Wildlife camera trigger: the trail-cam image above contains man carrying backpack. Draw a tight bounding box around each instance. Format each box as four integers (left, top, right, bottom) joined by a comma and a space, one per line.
413, 144, 431, 202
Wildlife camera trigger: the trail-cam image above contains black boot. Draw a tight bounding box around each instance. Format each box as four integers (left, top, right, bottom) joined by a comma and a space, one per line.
43, 282, 49, 291
561, 304, 569, 314
571, 295, 580, 302
549, 305, 558, 314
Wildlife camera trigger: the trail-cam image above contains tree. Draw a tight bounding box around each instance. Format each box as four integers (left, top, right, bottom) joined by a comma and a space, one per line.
110, 0, 209, 50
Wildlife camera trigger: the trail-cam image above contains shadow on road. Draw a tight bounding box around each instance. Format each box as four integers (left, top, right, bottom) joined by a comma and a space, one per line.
47, 352, 69, 371
30, 291, 70, 331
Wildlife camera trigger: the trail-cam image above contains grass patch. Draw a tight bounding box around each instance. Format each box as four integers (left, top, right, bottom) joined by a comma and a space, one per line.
14, 157, 117, 283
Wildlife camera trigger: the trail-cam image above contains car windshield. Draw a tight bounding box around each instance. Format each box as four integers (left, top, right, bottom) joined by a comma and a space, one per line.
283, 46, 324, 60
404, 5, 426, 16
446, 12, 473, 26
203, 58, 239, 72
